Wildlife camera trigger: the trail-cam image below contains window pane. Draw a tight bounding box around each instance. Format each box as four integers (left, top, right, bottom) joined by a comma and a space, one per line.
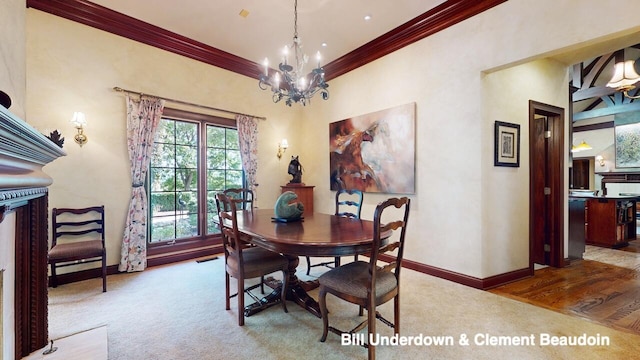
177, 191, 198, 213
152, 143, 175, 167
207, 126, 225, 148
207, 148, 226, 169
151, 215, 176, 242
175, 121, 197, 145
176, 145, 198, 169
227, 150, 242, 170
207, 170, 225, 191
156, 119, 175, 143
226, 171, 243, 188
176, 214, 198, 238
151, 192, 175, 214
176, 169, 197, 191
226, 130, 239, 150
151, 168, 176, 192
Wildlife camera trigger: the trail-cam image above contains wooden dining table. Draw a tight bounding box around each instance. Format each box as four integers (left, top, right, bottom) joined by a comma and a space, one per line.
233, 209, 388, 318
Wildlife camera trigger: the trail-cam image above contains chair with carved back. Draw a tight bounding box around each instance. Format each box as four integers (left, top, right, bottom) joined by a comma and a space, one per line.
48, 206, 107, 292
306, 189, 364, 275
223, 188, 254, 211
318, 197, 410, 360
216, 193, 289, 326
215, 188, 267, 292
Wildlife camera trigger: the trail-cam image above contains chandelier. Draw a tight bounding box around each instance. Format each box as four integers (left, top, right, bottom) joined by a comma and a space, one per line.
259, 0, 329, 106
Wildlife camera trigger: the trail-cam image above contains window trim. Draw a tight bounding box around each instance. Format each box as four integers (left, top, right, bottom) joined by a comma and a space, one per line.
147, 107, 238, 256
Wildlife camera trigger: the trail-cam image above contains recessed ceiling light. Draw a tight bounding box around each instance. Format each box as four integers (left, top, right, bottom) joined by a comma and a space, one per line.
364, 14, 372, 21
239, 9, 250, 18
321, 43, 327, 47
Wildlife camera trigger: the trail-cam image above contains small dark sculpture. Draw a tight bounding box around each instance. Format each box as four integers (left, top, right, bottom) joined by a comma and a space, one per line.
46, 130, 65, 148
287, 156, 303, 184
0, 90, 11, 109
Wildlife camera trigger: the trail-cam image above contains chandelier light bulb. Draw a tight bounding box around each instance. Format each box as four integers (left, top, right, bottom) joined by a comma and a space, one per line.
283, 46, 289, 65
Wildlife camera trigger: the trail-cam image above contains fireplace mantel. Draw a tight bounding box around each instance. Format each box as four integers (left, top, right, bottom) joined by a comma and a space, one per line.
0, 104, 65, 359
0, 105, 66, 197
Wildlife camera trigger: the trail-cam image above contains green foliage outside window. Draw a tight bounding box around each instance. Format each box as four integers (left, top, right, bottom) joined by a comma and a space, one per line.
149, 118, 242, 243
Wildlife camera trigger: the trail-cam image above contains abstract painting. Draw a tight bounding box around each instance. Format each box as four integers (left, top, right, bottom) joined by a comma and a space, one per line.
615, 119, 640, 168
329, 103, 415, 193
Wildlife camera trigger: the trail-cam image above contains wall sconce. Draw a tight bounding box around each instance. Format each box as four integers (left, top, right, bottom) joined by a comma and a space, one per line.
70, 111, 88, 147
277, 139, 289, 159
596, 155, 605, 166
606, 59, 640, 99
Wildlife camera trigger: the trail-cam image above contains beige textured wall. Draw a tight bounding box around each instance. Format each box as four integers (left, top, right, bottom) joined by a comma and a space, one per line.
0, 0, 26, 118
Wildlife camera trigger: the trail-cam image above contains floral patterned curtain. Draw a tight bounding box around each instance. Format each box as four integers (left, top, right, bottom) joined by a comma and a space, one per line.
119, 95, 165, 272
236, 115, 259, 196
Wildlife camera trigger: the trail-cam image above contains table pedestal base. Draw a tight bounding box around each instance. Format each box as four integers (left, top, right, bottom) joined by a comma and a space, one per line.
244, 255, 322, 318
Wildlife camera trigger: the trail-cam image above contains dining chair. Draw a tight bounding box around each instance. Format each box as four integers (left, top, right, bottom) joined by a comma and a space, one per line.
318, 197, 410, 360
216, 188, 268, 292
223, 188, 254, 211
216, 193, 289, 326
48, 206, 107, 292
306, 189, 364, 275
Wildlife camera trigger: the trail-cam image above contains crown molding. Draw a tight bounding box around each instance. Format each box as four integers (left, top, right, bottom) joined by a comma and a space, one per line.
26, 0, 507, 82
325, 0, 507, 80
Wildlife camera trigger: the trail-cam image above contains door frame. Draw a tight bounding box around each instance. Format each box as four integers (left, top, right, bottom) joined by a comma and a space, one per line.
529, 100, 565, 268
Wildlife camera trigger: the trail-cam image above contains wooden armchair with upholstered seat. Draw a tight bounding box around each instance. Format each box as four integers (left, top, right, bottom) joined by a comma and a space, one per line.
48, 206, 107, 292
306, 189, 363, 275
318, 197, 410, 360
216, 193, 289, 326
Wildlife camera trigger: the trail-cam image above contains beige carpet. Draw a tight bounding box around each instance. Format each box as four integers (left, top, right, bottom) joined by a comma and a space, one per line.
47, 257, 640, 360
23, 326, 107, 360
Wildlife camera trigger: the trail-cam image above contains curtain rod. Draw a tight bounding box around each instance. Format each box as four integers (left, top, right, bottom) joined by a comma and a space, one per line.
113, 87, 266, 120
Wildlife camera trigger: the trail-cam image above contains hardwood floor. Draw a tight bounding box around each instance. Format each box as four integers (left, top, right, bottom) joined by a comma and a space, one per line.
489, 240, 640, 336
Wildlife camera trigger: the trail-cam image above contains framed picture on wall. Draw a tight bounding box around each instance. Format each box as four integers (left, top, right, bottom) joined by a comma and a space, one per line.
615, 121, 640, 168
329, 103, 416, 193
494, 121, 520, 167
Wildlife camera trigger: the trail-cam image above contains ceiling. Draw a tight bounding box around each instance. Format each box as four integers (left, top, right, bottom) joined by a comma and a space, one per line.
88, 0, 446, 67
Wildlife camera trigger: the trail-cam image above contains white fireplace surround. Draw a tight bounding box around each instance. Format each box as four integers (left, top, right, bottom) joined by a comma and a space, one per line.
0, 104, 65, 359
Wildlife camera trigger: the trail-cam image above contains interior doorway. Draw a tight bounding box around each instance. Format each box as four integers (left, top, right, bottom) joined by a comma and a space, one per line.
571, 158, 591, 189
529, 100, 565, 267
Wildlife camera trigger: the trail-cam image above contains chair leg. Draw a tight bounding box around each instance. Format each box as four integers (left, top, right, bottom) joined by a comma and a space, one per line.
368, 300, 376, 360
280, 269, 288, 313
306, 256, 312, 276
101, 253, 107, 292
319, 287, 329, 342
334, 257, 340, 268
260, 275, 265, 294
237, 276, 245, 326
225, 272, 231, 310
50, 263, 58, 288
394, 294, 400, 335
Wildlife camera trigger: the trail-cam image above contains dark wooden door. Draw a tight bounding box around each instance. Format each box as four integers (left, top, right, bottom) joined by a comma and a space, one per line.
571, 159, 590, 189
529, 101, 565, 267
